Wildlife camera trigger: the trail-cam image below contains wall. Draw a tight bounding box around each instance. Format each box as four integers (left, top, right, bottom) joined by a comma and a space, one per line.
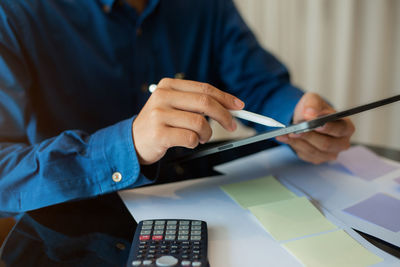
233, 0, 400, 149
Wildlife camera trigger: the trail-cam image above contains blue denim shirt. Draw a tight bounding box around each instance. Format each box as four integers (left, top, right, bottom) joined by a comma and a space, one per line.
0, 0, 303, 213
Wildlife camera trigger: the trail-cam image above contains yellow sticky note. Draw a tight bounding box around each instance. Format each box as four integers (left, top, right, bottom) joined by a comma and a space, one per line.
220, 175, 296, 208
283, 230, 383, 267
249, 197, 336, 241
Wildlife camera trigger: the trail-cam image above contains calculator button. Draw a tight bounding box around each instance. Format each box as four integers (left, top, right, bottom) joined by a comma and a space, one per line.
167, 220, 177, 225
155, 255, 178, 267
191, 226, 201, 231
191, 236, 201, 241
166, 230, 176, 235
139, 235, 150, 241
147, 255, 155, 259
191, 221, 202, 226
192, 241, 200, 245
191, 231, 201, 235
166, 225, 176, 230
142, 225, 153, 230
149, 245, 156, 249
154, 225, 164, 230
179, 225, 189, 230
179, 221, 190, 225
170, 249, 178, 254
192, 262, 202, 266
165, 235, 175, 241
155, 220, 165, 225
131, 260, 141, 266
140, 230, 151, 235
152, 235, 163, 241
178, 230, 189, 235
178, 235, 189, 241
143, 221, 153, 225
171, 245, 178, 249
182, 245, 189, 249
181, 241, 190, 245
192, 250, 200, 254
154, 230, 164, 235
143, 260, 152, 265
182, 260, 191, 266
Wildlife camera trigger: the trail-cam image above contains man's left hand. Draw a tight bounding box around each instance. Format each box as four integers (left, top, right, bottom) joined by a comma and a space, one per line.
276, 92, 355, 164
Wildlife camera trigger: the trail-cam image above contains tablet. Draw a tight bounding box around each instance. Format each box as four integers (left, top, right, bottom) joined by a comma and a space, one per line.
174, 94, 400, 163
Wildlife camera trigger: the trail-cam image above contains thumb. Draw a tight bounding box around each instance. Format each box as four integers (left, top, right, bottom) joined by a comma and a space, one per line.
294, 93, 333, 123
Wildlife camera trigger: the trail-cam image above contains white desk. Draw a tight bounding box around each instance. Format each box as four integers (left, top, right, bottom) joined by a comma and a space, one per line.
120, 146, 399, 266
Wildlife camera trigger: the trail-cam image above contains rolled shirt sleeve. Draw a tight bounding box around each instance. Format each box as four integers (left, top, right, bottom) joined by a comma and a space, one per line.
0, 117, 153, 213
0, 5, 151, 213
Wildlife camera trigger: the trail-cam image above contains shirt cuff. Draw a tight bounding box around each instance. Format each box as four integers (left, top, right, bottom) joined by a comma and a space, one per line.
89, 117, 154, 194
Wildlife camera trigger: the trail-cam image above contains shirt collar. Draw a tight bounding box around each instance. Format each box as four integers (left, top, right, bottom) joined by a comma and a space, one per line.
98, 0, 117, 12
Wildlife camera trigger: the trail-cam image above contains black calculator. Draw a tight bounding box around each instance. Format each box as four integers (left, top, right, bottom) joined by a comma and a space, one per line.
127, 219, 209, 267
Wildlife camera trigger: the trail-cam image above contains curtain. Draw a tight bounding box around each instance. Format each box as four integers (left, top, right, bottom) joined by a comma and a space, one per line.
233, 0, 400, 149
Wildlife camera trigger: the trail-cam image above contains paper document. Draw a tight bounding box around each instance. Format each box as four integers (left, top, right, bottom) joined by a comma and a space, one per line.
283, 230, 383, 267
249, 197, 336, 241
220, 175, 296, 208
343, 193, 400, 232
337, 146, 398, 181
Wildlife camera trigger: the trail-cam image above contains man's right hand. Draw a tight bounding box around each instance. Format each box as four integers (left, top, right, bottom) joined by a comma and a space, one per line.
132, 78, 245, 165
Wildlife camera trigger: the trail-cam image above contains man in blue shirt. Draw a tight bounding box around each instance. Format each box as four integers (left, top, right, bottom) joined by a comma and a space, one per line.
0, 0, 354, 214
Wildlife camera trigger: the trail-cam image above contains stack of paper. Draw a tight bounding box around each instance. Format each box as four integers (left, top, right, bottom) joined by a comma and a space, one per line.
220, 175, 383, 266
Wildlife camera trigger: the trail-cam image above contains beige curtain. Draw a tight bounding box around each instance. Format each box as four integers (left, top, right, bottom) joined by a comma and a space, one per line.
232, 0, 400, 149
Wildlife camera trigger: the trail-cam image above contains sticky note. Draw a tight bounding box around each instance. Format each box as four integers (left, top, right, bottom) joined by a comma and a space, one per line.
337, 146, 398, 181
249, 197, 336, 241
284, 230, 383, 267
220, 176, 296, 208
343, 193, 400, 232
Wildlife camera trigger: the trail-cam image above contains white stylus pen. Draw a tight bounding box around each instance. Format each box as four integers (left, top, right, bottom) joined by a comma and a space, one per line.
229, 109, 285, 128
148, 84, 286, 128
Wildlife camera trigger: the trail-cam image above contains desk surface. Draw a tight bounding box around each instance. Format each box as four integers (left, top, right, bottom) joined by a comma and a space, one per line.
1, 143, 399, 266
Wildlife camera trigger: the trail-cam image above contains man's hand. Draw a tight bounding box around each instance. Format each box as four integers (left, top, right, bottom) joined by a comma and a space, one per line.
276, 92, 355, 164
132, 78, 245, 165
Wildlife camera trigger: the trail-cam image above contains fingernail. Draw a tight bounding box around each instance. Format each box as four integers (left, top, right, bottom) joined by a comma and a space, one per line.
289, 133, 302, 138
305, 108, 317, 117
234, 98, 244, 108
277, 136, 288, 142
231, 120, 237, 131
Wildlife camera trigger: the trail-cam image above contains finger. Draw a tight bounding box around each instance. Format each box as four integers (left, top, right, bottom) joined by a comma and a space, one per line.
157, 78, 244, 110
315, 118, 355, 138
160, 127, 200, 150
154, 108, 212, 144
282, 137, 338, 164
153, 88, 236, 131
294, 92, 335, 123
289, 131, 351, 153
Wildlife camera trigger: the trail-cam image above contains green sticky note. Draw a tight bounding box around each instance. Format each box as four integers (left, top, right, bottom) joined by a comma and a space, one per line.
249, 197, 336, 241
220, 175, 296, 208
283, 230, 383, 267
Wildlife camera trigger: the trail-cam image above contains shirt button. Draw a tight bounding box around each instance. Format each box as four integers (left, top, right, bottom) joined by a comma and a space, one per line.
112, 172, 122, 183
102, 5, 111, 13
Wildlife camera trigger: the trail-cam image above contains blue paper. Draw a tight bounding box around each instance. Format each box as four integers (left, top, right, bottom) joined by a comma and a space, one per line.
343, 193, 400, 232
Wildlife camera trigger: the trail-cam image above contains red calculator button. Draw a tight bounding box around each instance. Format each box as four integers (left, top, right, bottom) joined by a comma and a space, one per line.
139, 235, 150, 241
152, 235, 163, 241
